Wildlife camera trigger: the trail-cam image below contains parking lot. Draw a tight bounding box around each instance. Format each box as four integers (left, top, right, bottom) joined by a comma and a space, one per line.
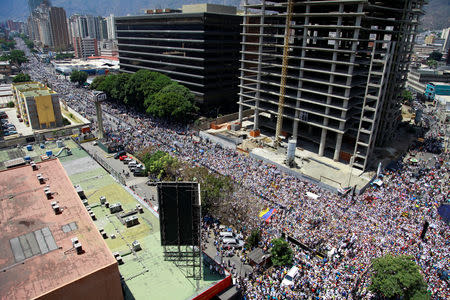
81, 140, 159, 209
1, 107, 33, 138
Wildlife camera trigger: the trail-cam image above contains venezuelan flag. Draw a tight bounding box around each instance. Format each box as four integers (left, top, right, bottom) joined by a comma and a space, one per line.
259, 208, 270, 218
261, 208, 277, 222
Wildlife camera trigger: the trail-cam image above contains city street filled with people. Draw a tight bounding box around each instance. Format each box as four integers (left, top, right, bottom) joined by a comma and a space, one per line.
18, 38, 449, 299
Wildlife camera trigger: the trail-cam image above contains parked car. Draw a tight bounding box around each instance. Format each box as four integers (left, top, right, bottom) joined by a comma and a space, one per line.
119, 155, 128, 161
6, 130, 17, 135
222, 237, 245, 249
114, 150, 126, 159
281, 266, 299, 287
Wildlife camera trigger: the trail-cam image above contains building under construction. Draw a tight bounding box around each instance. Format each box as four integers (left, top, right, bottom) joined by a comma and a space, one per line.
238, 0, 426, 170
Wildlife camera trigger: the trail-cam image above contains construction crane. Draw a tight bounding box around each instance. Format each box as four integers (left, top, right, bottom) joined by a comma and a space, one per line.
274, 0, 294, 147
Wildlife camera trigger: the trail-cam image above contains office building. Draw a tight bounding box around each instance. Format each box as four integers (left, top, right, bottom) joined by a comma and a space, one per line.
406, 68, 450, 94
425, 82, 450, 101
73, 37, 99, 58
238, 0, 425, 170
115, 4, 241, 112
0, 159, 123, 300
12, 81, 63, 130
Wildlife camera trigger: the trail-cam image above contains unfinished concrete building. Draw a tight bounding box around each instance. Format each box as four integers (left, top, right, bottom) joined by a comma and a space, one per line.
238, 0, 426, 170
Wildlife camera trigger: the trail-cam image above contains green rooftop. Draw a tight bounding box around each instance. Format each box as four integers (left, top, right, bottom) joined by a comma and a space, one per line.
0, 140, 224, 299
13, 82, 43, 91
22, 89, 54, 98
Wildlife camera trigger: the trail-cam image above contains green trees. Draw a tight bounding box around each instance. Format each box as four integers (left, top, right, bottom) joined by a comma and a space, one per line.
90, 70, 198, 122
270, 238, 293, 266
246, 230, 261, 249
1, 50, 28, 66
139, 150, 178, 180
145, 83, 198, 121
70, 70, 88, 85
401, 90, 414, 105
13, 73, 31, 83
428, 51, 442, 62
0, 38, 15, 51
370, 255, 430, 299
55, 53, 73, 60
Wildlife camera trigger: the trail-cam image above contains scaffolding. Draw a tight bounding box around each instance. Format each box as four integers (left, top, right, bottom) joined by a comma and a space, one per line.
238, 0, 426, 170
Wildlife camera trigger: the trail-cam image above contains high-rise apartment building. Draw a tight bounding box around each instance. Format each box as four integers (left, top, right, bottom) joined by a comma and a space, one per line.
106, 14, 116, 40
28, 1, 69, 50
115, 4, 241, 112
49, 7, 70, 50
238, 0, 425, 170
27, 0, 50, 14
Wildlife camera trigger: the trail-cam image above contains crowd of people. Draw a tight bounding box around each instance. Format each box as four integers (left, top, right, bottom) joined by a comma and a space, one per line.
18, 38, 449, 299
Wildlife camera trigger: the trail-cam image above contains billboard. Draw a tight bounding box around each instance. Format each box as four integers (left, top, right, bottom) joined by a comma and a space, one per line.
157, 182, 201, 246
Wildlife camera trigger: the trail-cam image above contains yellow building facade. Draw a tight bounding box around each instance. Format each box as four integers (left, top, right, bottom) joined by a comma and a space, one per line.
12, 82, 63, 130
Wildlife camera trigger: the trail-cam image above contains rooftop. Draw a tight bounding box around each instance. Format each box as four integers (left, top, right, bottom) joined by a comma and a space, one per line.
0, 159, 117, 299
13, 82, 44, 91
0, 140, 225, 299
22, 88, 55, 98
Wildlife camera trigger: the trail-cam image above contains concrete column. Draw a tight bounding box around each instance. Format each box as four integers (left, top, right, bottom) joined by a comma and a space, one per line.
318, 128, 327, 156
238, 0, 249, 124
334, 133, 343, 161
292, 5, 310, 138
253, 0, 267, 131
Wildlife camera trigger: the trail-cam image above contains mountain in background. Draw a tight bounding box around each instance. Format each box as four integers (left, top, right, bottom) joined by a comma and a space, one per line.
421, 0, 449, 30
1, 0, 448, 30
0, 0, 242, 21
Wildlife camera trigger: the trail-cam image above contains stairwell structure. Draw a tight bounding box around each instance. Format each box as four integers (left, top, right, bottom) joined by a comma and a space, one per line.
238, 0, 426, 171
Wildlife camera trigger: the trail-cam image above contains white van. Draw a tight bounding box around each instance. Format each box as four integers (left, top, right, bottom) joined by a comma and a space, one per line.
281, 266, 299, 287
219, 231, 235, 239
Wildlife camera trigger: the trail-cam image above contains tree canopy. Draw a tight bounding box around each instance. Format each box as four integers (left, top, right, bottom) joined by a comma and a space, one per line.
428, 51, 442, 62
270, 238, 293, 266
90, 70, 198, 123
2, 50, 28, 66
0, 38, 15, 51
145, 83, 198, 121
70, 70, 88, 85
369, 254, 430, 300
13, 73, 31, 83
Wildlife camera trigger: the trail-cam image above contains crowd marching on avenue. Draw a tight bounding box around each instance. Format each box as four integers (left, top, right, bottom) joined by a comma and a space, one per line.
19, 39, 449, 299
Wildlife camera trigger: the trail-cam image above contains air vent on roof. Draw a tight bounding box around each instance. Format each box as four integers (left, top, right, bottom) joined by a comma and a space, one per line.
132, 240, 141, 252
37, 173, 45, 184
109, 203, 122, 214
100, 196, 106, 204
71, 237, 83, 254
99, 228, 107, 239
44, 187, 52, 199
125, 215, 139, 227
113, 252, 123, 264
136, 204, 144, 213
89, 211, 96, 220
31, 162, 38, 171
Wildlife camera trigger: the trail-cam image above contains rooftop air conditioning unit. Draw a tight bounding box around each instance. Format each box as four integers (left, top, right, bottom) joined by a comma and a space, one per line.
89, 211, 96, 220
109, 203, 122, 214
125, 215, 139, 227
132, 240, 141, 251
31, 162, 37, 171
100, 196, 106, 204
136, 204, 144, 213
74, 242, 83, 254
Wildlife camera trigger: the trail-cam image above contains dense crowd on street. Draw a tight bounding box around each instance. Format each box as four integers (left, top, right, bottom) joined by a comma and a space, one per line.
18, 38, 449, 299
